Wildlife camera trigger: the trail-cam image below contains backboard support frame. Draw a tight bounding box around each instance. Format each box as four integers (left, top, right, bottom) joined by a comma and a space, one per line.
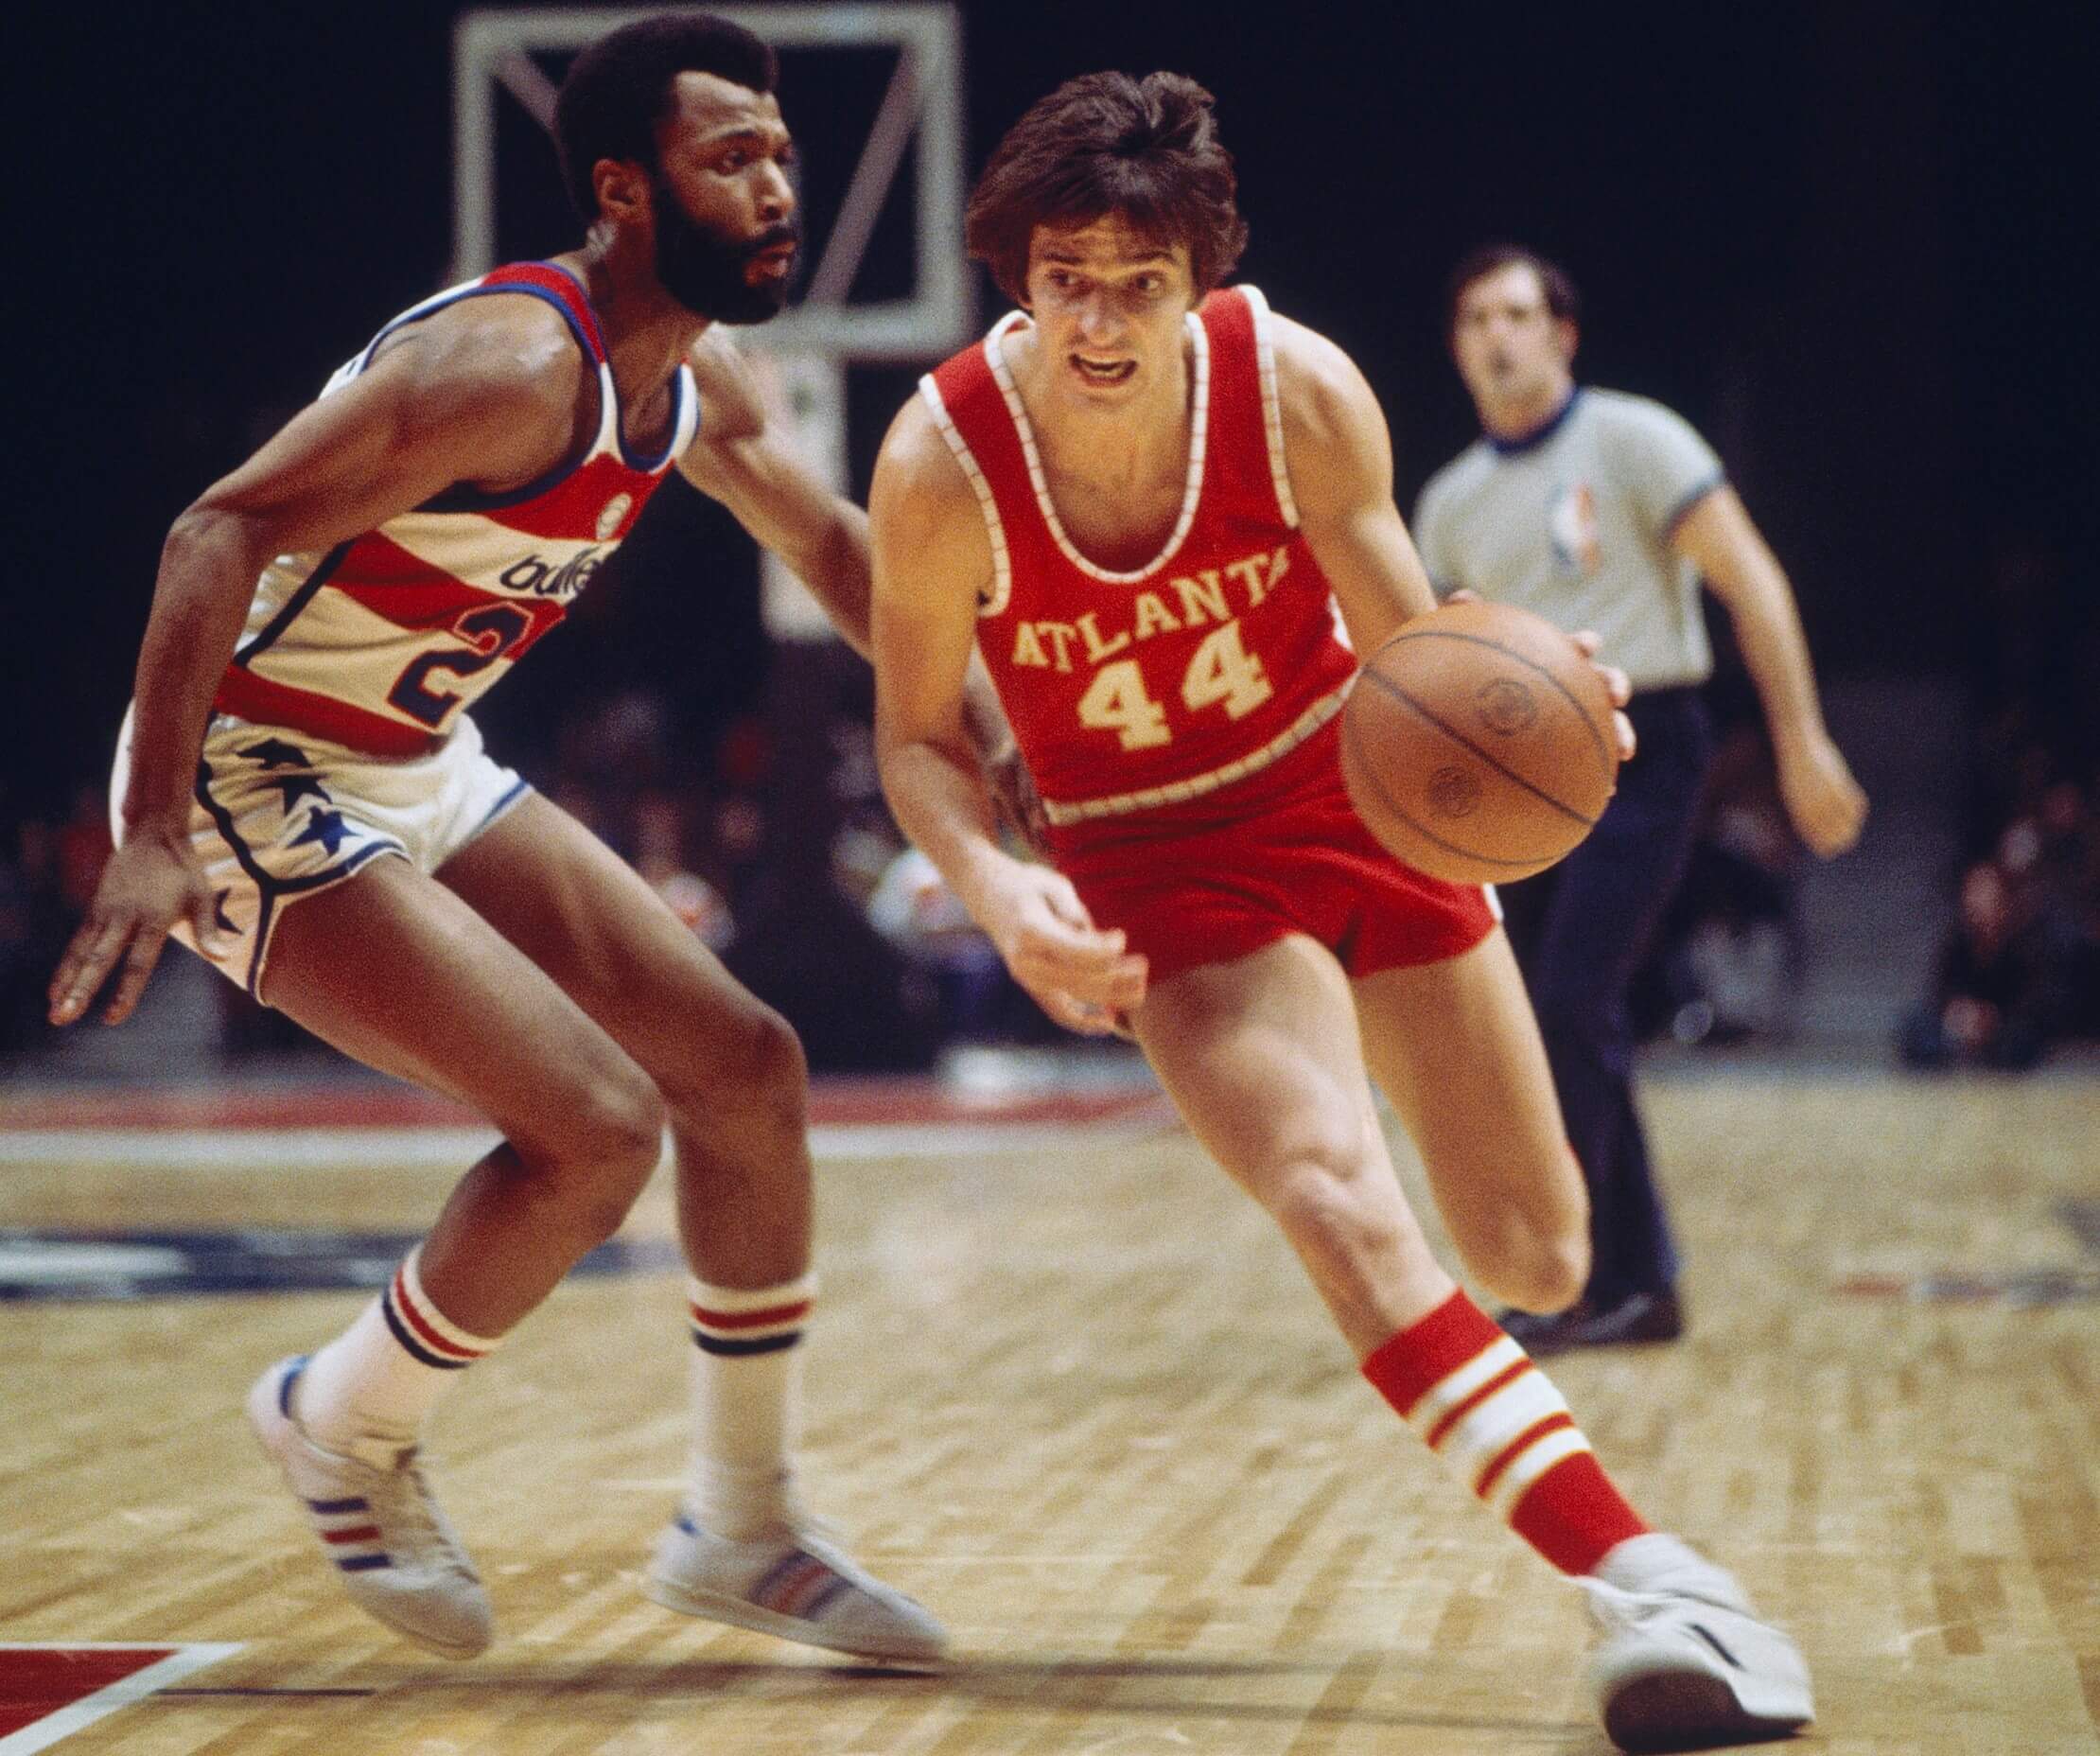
451, 4, 971, 364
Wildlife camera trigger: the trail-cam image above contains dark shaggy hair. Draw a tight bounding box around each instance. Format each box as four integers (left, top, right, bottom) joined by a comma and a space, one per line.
966, 72, 1250, 304
554, 12, 778, 221
1445, 244, 1583, 335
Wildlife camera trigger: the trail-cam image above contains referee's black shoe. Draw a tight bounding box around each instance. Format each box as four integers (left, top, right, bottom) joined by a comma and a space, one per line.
1498, 1288, 1684, 1358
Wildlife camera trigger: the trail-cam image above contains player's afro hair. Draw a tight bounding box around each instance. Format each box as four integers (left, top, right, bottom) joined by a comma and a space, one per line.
555, 11, 779, 221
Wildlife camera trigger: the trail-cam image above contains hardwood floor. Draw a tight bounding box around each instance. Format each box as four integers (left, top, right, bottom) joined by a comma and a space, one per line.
3, 1069, 2094, 1752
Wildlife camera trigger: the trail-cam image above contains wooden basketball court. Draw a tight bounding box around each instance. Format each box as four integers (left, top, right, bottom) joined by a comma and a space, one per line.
3, 1062, 2095, 1752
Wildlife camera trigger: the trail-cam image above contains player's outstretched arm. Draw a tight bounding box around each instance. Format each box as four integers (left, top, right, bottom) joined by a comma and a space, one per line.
867, 398, 1144, 1034
1672, 487, 1866, 856
48, 307, 577, 1027
676, 335, 1024, 786
678, 334, 876, 658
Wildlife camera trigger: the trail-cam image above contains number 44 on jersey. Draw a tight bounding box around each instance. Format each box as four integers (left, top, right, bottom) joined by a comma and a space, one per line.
1008, 545, 1292, 749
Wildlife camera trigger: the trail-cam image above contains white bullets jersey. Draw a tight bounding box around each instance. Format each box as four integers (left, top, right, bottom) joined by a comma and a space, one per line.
211, 261, 700, 756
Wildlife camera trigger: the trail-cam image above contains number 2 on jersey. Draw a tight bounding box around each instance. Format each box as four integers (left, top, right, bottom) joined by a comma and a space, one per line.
1076, 620, 1273, 750
387, 603, 535, 729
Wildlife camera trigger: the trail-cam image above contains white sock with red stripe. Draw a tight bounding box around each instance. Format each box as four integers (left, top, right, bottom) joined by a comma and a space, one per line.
1361, 1287, 1649, 1575
685, 1273, 814, 1540
293, 1245, 505, 1465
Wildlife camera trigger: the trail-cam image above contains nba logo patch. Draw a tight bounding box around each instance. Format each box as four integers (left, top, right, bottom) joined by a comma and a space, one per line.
596, 493, 634, 540
1547, 483, 1601, 575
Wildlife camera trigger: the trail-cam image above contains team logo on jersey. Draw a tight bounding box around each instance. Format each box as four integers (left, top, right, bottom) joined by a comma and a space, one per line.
499, 546, 607, 600
1547, 483, 1602, 575
596, 493, 635, 540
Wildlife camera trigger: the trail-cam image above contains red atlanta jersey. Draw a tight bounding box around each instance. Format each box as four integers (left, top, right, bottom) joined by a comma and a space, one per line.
212, 262, 700, 757
920, 285, 1358, 829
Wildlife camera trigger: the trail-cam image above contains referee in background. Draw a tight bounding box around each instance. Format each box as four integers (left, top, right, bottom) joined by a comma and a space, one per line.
1412, 245, 1866, 1354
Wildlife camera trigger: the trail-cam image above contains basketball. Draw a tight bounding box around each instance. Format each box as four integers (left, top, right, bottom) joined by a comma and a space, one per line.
1340, 600, 1619, 886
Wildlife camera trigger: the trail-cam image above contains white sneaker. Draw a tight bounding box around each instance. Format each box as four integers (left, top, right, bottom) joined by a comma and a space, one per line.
644, 1512, 948, 1664
1584, 1534, 1813, 1751
246, 1356, 493, 1659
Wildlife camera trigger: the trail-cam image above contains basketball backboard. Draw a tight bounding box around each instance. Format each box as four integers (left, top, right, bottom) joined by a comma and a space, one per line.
451, 5, 971, 363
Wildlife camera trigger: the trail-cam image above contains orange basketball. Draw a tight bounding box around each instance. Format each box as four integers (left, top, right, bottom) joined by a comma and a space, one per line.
1340, 600, 1619, 886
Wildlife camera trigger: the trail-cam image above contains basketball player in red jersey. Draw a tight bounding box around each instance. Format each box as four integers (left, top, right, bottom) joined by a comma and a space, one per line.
46, 15, 956, 1664
871, 73, 1814, 1748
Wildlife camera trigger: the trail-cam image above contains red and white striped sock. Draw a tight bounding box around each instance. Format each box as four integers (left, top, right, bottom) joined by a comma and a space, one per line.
1362, 1287, 1649, 1575
685, 1273, 815, 1539
293, 1245, 505, 1464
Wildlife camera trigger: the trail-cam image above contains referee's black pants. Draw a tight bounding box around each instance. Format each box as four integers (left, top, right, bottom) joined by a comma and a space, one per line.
1495, 686, 1713, 1304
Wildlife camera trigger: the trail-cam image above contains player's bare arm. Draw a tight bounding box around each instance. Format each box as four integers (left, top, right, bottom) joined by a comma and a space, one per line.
677, 332, 1022, 784
869, 397, 1145, 1033
1271, 316, 1439, 652
676, 331, 877, 657
1274, 316, 1636, 758
1671, 486, 1866, 855
47, 301, 581, 1027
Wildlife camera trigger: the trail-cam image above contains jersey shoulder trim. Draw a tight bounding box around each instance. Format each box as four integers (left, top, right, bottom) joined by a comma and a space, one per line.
1226, 285, 1300, 531
917, 365, 1014, 619
354, 261, 605, 378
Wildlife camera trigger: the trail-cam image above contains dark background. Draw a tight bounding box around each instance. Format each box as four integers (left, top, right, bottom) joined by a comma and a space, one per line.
8, 0, 2094, 896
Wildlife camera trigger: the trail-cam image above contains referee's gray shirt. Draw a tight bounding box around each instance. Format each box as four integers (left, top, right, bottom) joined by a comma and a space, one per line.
1412, 388, 1724, 693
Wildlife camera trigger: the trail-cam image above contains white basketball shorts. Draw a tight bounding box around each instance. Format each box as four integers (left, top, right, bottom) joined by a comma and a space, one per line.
109, 705, 530, 999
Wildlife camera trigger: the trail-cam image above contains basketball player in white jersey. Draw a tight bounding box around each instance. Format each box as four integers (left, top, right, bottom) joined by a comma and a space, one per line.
46, 13, 965, 1664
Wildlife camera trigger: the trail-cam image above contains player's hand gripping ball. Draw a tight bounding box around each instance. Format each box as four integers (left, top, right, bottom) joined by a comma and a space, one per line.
1340, 600, 1619, 886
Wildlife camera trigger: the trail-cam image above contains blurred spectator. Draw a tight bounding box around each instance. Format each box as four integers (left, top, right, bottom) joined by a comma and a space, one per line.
552, 687, 679, 857
866, 845, 1015, 1043
634, 790, 734, 951
1900, 737, 2099, 1070
1899, 527, 2100, 1073
1900, 856, 2068, 1070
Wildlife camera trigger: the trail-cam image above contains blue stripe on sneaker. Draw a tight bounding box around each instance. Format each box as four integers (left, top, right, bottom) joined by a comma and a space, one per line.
1689, 1623, 1743, 1668
306, 1496, 371, 1514
337, 1554, 394, 1572
801, 1574, 852, 1620
751, 1549, 814, 1606
278, 1356, 309, 1417
674, 1514, 697, 1536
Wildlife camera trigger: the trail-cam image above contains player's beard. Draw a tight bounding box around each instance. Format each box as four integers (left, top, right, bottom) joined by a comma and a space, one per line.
653, 175, 800, 325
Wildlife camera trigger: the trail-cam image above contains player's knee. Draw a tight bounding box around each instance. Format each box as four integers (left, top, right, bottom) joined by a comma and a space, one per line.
706, 1002, 810, 1140
1268, 1155, 1401, 1282
1497, 1233, 1588, 1315
1448, 1159, 1588, 1314
565, 1075, 667, 1203
567, 1100, 663, 1243
748, 1000, 809, 1097
497, 1071, 662, 1248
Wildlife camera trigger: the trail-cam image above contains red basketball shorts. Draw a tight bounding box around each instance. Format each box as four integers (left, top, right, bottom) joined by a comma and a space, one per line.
1047, 722, 1497, 987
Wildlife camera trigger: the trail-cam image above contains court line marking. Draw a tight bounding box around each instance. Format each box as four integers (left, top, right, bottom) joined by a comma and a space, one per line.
0, 1644, 243, 1755
0, 1119, 1175, 1170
